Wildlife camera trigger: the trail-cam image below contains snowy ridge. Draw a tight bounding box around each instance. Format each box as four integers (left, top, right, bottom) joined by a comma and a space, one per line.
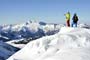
78, 23, 90, 29
7, 27, 90, 60
6, 39, 26, 49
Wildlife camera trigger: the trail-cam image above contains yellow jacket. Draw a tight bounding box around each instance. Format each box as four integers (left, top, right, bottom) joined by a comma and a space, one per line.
65, 12, 70, 21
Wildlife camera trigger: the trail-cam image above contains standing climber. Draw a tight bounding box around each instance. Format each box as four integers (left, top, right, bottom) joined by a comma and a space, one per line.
72, 13, 79, 27
64, 12, 70, 27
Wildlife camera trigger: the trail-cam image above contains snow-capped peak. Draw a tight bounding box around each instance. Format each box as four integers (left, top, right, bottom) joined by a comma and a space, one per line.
7, 27, 90, 60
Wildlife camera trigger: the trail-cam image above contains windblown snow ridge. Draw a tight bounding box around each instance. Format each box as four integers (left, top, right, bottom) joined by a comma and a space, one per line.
7, 27, 90, 60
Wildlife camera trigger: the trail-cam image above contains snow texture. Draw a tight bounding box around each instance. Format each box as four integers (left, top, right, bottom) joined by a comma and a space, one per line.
7, 27, 90, 60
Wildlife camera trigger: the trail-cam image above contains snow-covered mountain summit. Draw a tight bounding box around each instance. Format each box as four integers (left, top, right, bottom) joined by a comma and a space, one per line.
7, 27, 90, 60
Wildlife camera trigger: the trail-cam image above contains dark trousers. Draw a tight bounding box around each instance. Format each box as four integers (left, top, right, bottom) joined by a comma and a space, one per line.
66, 20, 70, 27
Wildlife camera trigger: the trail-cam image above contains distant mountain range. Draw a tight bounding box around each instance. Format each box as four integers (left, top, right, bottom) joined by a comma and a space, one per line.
0, 21, 63, 42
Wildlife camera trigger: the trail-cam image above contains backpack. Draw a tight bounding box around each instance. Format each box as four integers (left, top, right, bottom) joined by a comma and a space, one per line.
73, 15, 78, 23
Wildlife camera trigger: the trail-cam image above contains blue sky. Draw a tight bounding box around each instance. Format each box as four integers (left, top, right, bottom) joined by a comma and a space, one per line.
0, 0, 90, 24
